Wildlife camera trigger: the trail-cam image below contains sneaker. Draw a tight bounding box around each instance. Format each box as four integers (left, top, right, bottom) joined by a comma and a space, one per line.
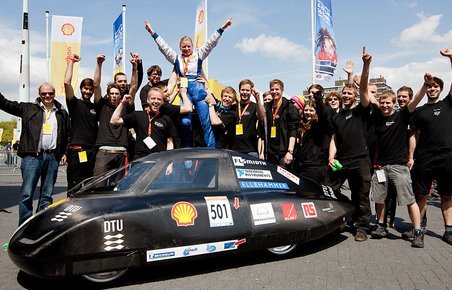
411, 229, 424, 248
442, 231, 452, 246
402, 229, 414, 240
371, 225, 388, 239
354, 231, 367, 242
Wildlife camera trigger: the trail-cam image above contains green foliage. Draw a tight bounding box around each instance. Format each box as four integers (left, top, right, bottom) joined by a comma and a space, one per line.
0, 120, 17, 145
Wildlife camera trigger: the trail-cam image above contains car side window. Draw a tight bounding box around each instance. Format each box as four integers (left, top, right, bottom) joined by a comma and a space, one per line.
150, 158, 218, 190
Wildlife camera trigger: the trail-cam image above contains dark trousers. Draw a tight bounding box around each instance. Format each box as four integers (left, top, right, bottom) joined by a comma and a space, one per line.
67, 147, 96, 190
329, 157, 372, 233
93, 150, 128, 189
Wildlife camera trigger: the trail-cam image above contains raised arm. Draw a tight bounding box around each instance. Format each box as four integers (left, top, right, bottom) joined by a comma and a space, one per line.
343, 60, 354, 84
64, 54, 80, 102
359, 47, 372, 108
198, 18, 232, 60
440, 48, 452, 96
252, 88, 265, 121
110, 95, 131, 125
128, 54, 139, 104
407, 73, 433, 112
167, 69, 178, 102
93, 54, 105, 104
145, 20, 178, 65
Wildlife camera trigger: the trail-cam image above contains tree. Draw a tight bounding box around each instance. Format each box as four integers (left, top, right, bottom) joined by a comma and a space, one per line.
0, 120, 17, 146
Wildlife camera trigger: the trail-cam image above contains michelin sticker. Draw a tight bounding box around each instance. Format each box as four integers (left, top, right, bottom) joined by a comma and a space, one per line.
250, 202, 276, 225
232, 156, 266, 167
277, 166, 300, 185
236, 169, 272, 180
146, 239, 246, 262
204, 196, 234, 227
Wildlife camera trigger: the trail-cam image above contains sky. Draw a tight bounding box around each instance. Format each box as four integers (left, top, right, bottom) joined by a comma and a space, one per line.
0, 0, 451, 121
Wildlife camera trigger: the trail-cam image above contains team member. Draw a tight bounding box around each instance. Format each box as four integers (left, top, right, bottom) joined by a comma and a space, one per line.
0, 83, 69, 225
111, 87, 177, 159
325, 91, 342, 113
139, 65, 162, 110
64, 54, 99, 190
231, 79, 265, 156
145, 17, 232, 148
409, 48, 452, 245
264, 79, 299, 168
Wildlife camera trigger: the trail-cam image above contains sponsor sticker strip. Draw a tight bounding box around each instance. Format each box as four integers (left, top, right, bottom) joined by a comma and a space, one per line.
277, 166, 300, 185
236, 169, 273, 180
240, 181, 289, 189
232, 156, 267, 167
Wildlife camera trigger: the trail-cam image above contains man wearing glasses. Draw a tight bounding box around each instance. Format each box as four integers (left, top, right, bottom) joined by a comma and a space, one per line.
0, 83, 70, 225
140, 65, 162, 110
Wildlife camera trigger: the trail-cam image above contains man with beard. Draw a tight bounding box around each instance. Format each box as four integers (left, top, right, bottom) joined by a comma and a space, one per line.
64, 54, 99, 190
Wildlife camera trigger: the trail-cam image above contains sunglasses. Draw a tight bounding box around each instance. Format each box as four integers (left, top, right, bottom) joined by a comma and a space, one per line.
40, 92, 55, 96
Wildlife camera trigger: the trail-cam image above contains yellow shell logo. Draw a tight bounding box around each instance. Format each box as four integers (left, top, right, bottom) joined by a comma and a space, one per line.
171, 201, 197, 226
61, 23, 75, 36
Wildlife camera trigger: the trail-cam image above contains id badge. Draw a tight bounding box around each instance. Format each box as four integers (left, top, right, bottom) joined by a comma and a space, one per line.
42, 123, 52, 135
143, 136, 157, 149
236, 124, 243, 135
271, 126, 277, 138
78, 151, 88, 163
180, 77, 188, 88
376, 169, 386, 183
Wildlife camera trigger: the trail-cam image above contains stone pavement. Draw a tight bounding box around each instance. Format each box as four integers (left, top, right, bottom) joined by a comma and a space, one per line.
0, 165, 450, 289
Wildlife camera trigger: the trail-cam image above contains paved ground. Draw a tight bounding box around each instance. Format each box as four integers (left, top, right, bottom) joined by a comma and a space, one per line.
0, 165, 451, 289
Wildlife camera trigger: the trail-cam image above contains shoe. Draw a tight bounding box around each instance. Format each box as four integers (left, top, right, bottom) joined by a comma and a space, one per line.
371, 225, 388, 239
354, 231, 367, 242
411, 229, 424, 248
388, 220, 395, 229
442, 231, 452, 246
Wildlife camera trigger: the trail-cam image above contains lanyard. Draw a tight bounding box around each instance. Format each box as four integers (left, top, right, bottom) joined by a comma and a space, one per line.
238, 101, 250, 124
272, 98, 282, 126
182, 55, 192, 76
147, 111, 160, 136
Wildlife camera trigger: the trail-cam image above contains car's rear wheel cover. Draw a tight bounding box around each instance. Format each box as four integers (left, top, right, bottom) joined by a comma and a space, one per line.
267, 244, 297, 255
82, 268, 127, 283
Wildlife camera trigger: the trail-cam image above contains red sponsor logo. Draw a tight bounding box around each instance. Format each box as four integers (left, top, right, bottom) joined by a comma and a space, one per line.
281, 203, 297, 221
301, 202, 317, 218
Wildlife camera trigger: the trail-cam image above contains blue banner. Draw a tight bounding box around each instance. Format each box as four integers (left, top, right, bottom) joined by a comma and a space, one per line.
113, 12, 124, 74
314, 0, 337, 81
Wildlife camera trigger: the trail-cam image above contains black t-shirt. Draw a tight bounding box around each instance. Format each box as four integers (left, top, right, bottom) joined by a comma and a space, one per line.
332, 104, 371, 160
411, 94, 452, 157
122, 111, 178, 158
374, 107, 411, 166
160, 102, 181, 124
95, 98, 132, 148
232, 102, 258, 153
67, 97, 98, 147
213, 107, 236, 149
139, 83, 152, 110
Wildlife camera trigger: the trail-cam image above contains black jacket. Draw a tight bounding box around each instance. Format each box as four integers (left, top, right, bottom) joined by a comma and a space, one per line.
0, 93, 70, 161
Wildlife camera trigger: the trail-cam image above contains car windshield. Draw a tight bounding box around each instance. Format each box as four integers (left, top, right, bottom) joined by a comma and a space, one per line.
149, 158, 218, 190
74, 161, 155, 194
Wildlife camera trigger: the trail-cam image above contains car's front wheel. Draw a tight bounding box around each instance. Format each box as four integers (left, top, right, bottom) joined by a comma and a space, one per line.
267, 244, 297, 255
82, 268, 128, 283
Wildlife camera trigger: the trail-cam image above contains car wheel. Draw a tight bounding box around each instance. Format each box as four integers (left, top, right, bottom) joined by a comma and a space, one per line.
82, 268, 127, 283
267, 244, 297, 255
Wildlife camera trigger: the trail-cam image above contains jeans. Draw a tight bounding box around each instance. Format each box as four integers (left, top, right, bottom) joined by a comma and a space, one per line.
19, 152, 59, 225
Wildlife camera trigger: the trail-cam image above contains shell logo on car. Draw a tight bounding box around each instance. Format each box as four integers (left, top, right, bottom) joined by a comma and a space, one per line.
171, 201, 198, 226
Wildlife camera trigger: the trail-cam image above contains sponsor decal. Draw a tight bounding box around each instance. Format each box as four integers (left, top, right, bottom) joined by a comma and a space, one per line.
171, 201, 198, 226
250, 203, 276, 225
322, 202, 335, 213
281, 203, 298, 221
301, 202, 318, 218
321, 185, 337, 199
277, 166, 300, 185
240, 181, 289, 189
232, 156, 267, 167
103, 219, 124, 251
146, 239, 246, 262
205, 196, 234, 227
234, 197, 240, 209
50, 205, 83, 222
236, 169, 272, 180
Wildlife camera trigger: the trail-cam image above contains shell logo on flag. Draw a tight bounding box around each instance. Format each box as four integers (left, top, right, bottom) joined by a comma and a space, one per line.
171, 201, 198, 226
198, 10, 205, 24
61, 23, 75, 36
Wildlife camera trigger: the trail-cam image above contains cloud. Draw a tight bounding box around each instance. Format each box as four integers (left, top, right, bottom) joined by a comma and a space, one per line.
234, 34, 310, 62
392, 13, 452, 46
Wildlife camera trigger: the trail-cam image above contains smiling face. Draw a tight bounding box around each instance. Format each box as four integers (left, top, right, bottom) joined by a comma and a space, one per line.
397, 90, 411, 108
39, 85, 56, 107
303, 104, 317, 121
221, 91, 235, 107
179, 38, 193, 57
147, 89, 164, 113
239, 83, 252, 103
341, 87, 356, 109
80, 85, 94, 101
426, 82, 442, 101
270, 83, 283, 102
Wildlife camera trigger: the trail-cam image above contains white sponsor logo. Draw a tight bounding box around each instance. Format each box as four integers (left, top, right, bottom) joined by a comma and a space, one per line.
322, 202, 335, 213
50, 212, 72, 222
236, 169, 272, 180
103, 219, 124, 251
154, 121, 164, 128
322, 185, 337, 199
385, 121, 395, 127
205, 196, 234, 227
277, 166, 300, 185
345, 113, 352, 120
232, 156, 267, 167
250, 203, 276, 225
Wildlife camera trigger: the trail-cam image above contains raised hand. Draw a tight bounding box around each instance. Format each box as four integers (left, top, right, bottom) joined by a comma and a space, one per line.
144, 20, 154, 35
70, 54, 81, 62
362, 46, 372, 64
342, 60, 354, 74
440, 48, 452, 59
222, 18, 233, 30
424, 73, 433, 85
97, 54, 106, 64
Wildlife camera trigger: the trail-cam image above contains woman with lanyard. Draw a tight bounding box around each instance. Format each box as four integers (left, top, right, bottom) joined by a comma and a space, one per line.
110, 88, 178, 160
264, 79, 300, 169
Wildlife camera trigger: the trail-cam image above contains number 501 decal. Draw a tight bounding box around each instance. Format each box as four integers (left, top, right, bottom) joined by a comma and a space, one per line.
204, 196, 234, 227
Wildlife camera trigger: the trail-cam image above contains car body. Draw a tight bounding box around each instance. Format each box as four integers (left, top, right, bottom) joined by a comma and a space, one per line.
8, 148, 353, 282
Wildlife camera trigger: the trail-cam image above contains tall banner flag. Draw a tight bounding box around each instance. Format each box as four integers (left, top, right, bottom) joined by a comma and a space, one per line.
313, 0, 337, 81
113, 12, 124, 75
194, 0, 207, 77
50, 15, 83, 98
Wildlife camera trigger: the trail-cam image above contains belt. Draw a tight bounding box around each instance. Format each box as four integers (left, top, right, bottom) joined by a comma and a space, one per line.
99, 148, 128, 154
41, 149, 56, 154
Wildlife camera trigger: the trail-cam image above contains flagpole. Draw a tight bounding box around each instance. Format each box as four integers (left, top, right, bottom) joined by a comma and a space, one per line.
46, 11, 50, 82
19, 0, 30, 103
122, 4, 126, 74
311, 0, 316, 85
205, 0, 208, 79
